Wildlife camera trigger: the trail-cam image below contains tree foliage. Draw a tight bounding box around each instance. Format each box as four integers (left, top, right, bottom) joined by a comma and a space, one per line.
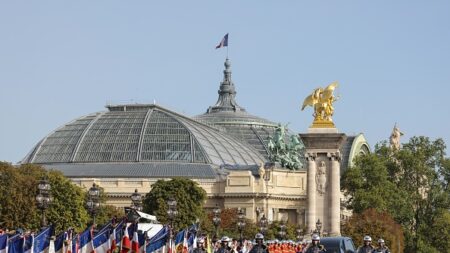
342, 208, 404, 253
342, 136, 450, 253
142, 178, 207, 231
0, 162, 90, 233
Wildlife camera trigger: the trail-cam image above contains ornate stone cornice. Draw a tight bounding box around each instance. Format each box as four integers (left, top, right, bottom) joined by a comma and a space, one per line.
208, 193, 306, 201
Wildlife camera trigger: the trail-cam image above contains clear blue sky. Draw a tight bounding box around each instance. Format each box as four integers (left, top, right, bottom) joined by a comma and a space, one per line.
1, 1, 449, 163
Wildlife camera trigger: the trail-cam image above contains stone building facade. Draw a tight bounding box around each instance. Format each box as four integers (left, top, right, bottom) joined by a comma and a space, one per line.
21, 59, 369, 233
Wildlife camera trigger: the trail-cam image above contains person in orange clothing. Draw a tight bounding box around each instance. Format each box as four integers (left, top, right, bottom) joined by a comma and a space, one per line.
273, 241, 281, 253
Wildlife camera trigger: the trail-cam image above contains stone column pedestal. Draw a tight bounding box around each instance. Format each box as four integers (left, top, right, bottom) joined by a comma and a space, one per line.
300, 129, 346, 236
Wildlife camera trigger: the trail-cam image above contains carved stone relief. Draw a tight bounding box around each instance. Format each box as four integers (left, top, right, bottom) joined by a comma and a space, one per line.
315, 160, 327, 195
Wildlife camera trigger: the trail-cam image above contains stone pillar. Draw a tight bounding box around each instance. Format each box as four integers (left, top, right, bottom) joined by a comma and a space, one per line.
300, 131, 346, 236
328, 152, 341, 236
306, 153, 317, 233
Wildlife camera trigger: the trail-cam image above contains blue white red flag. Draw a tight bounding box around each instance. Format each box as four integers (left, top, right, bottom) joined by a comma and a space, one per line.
54, 232, 65, 253
71, 234, 78, 253
0, 235, 7, 253
93, 226, 110, 253
111, 220, 124, 252
23, 235, 33, 253
145, 227, 168, 253
33, 227, 53, 253
215, 34, 228, 49
121, 223, 132, 253
7, 233, 24, 253
78, 227, 94, 253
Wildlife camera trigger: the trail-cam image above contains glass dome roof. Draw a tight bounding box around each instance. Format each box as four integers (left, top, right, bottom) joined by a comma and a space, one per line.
22, 104, 265, 166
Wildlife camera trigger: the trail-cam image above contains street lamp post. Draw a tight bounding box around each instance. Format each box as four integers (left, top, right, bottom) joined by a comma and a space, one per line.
296, 226, 304, 242
278, 220, 286, 241
259, 214, 268, 235
167, 197, 178, 250
237, 208, 246, 247
212, 205, 221, 243
131, 189, 143, 211
86, 183, 100, 226
36, 178, 53, 228
315, 219, 322, 236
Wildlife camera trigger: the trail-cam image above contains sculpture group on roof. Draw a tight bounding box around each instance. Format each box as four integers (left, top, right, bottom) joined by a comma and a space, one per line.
267, 124, 304, 170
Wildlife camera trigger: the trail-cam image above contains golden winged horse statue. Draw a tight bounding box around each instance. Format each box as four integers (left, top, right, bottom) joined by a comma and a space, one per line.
301, 82, 339, 128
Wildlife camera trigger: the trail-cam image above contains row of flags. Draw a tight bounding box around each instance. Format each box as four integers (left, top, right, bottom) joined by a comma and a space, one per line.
0, 226, 53, 253
0, 219, 204, 253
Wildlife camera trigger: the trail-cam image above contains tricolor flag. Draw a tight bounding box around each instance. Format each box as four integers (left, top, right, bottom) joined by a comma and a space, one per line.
54, 232, 65, 253
110, 220, 124, 252
78, 227, 94, 253
7, 234, 24, 253
33, 226, 53, 253
131, 230, 139, 253
93, 226, 110, 253
215, 34, 228, 49
120, 224, 132, 253
145, 227, 168, 253
0, 235, 7, 253
23, 234, 33, 253
71, 234, 78, 253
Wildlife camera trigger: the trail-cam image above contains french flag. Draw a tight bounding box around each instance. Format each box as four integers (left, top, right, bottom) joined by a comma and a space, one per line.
33, 226, 53, 253
71, 234, 78, 253
78, 227, 95, 253
7, 233, 24, 253
110, 220, 124, 252
215, 33, 228, 49
54, 232, 65, 253
93, 226, 110, 253
121, 224, 132, 253
23, 234, 33, 253
0, 234, 7, 253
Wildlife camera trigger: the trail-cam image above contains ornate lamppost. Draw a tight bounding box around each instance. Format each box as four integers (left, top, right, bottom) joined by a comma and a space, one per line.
167, 197, 178, 247
36, 178, 53, 228
212, 205, 221, 243
131, 189, 142, 211
278, 220, 286, 241
315, 219, 322, 236
86, 183, 100, 225
259, 214, 268, 235
237, 208, 246, 247
296, 226, 304, 242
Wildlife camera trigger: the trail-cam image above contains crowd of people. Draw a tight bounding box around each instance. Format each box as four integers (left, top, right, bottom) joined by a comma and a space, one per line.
192, 233, 390, 253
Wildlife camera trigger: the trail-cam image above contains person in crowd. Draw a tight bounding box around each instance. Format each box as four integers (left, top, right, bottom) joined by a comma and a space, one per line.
357, 236, 374, 253
215, 236, 235, 253
372, 238, 390, 253
305, 234, 325, 253
249, 233, 268, 253
193, 237, 207, 253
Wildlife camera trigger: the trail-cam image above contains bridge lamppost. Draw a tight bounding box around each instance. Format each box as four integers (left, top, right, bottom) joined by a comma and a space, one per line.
86, 183, 100, 226
131, 189, 142, 211
296, 226, 304, 242
259, 214, 268, 235
167, 197, 178, 248
212, 205, 221, 243
278, 220, 286, 241
237, 208, 246, 247
36, 178, 53, 228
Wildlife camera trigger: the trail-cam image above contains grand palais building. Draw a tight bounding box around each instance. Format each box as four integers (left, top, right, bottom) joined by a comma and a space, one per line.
21, 59, 369, 235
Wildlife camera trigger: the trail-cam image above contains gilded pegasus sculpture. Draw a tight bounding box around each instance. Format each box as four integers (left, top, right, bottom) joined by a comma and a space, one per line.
301, 82, 339, 128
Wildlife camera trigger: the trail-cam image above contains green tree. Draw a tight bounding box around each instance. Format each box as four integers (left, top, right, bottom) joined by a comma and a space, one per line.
0, 162, 90, 233
142, 178, 207, 231
342, 136, 450, 253
341, 208, 404, 253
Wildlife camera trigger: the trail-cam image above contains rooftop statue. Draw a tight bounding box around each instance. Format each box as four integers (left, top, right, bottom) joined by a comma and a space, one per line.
268, 124, 303, 170
301, 82, 339, 128
390, 123, 404, 150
